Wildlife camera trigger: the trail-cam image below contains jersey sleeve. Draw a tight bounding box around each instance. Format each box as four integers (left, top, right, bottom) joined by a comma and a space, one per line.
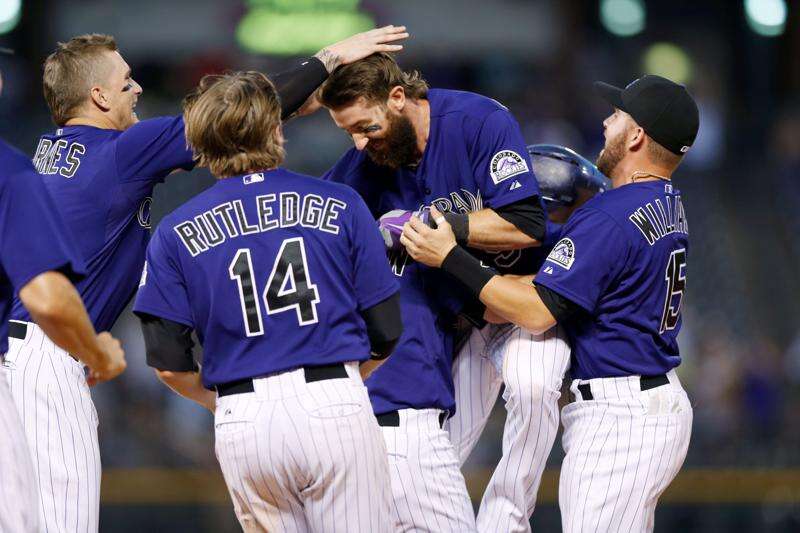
534, 207, 629, 313
468, 109, 540, 209
114, 115, 195, 184
0, 164, 85, 292
133, 226, 194, 328
347, 191, 400, 310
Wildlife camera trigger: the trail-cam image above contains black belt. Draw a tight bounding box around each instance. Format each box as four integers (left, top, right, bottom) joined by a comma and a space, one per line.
8, 321, 79, 362
577, 374, 670, 401
8, 321, 27, 340
215, 362, 349, 397
376, 410, 448, 428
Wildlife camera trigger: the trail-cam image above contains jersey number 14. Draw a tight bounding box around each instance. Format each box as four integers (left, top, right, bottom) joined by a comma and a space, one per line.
228, 237, 320, 337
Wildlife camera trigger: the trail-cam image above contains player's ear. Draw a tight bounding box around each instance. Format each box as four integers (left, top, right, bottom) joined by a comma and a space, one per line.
387, 85, 405, 113
89, 85, 110, 111
628, 125, 646, 152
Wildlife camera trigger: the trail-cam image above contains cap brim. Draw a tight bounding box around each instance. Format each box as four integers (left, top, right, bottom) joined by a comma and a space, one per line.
0, 47, 14, 55
594, 81, 625, 111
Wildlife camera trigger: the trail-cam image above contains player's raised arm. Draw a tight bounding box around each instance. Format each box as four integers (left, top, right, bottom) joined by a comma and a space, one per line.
273, 25, 409, 120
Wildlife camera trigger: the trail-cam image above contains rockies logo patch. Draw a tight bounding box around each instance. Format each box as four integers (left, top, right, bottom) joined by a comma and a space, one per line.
546, 238, 575, 270
489, 150, 529, 185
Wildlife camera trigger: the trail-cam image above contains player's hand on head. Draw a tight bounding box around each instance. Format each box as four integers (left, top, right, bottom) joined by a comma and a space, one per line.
316, 25, 409, 73
400, 206, 457, 268
87, 332, 127, 386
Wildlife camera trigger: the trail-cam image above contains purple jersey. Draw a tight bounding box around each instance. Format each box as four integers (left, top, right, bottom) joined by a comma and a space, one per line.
0, 140, 85, 353
10, 117, 193, 331
535, 181, 689, 379
323, 88, 539, 415
133, 169, 398, 388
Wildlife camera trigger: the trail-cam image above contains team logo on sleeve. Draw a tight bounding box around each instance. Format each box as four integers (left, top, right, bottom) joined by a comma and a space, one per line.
489, 150, 529, 185
545, 238, 575, 270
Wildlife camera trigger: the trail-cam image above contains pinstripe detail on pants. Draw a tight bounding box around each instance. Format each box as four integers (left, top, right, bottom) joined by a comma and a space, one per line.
476, 325, 570, 533
3, 322, 100, 533
446, 324, 570, 532
383, 408, 477, 532
559, 369, 692, 533
214, 363, 392, 533
0, 368, 40, 533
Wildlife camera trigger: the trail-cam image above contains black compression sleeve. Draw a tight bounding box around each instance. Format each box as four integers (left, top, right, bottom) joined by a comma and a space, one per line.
534, 283, 583, 322
441, 246, 497, 298
272, 57, 329, 120
360, 292, 403, 360
137, 313, 197, 372
495, 197, 547, 242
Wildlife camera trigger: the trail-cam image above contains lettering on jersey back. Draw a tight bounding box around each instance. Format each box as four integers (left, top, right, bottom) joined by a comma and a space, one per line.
174, 192, 347, 257
33, 138, 86, 178
628, 193, 689, 246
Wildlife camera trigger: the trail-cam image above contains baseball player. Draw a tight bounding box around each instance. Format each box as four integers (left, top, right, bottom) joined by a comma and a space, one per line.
0, 135, 127, 531
447, 144, 609, 533
5, 28, 407, 532
316, 52, 548, 531
402, 74, 698, 533
134, 71, 401, 532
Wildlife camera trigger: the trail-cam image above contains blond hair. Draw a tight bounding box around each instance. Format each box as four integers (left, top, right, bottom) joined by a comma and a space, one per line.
183, 71, 284, 178
43, 33, 118, 126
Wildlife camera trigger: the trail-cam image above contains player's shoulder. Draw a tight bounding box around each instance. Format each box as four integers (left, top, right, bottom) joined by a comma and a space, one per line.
430, 88, 509, 120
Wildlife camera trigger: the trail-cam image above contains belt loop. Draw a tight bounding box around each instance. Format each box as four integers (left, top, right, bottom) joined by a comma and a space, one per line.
577, 383, 594, 401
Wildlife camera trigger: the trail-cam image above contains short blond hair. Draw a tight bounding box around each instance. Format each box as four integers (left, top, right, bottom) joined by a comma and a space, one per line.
183, 72, 284, 178
43, 33, 118, 126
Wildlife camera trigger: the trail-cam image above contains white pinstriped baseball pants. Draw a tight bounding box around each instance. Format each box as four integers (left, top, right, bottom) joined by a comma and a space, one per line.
2, 321, 100, 533
381, 408, 477, 532
0, 371, 40, 532
446, 324, 570, 533
214, 362, 392, 533
559, 369, 692, 533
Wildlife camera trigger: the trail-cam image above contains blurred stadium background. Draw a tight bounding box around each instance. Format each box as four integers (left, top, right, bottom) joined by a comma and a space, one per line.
1, 0, 799, 531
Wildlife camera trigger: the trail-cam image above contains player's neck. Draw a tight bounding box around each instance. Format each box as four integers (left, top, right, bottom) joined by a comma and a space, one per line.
611, 157, 673, 188
405, 98, 430, 157
64, 112, 123, 131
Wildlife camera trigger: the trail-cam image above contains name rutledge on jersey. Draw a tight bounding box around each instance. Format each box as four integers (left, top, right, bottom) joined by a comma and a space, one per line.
628, 192, 688, 246
174, 192, 346, 257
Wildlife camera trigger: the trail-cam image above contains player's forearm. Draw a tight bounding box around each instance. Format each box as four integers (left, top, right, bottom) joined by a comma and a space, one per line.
19, 271, 109, 369
155, 369, 216, 412
479, 276, 556, 334
482, 274, 535, 324
466, 209, 540, 251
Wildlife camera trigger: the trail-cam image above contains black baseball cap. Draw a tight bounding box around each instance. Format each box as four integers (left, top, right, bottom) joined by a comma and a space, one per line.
594, 75, 699, 156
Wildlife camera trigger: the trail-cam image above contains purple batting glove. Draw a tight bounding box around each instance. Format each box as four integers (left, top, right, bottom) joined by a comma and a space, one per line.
378, 208, 433, 251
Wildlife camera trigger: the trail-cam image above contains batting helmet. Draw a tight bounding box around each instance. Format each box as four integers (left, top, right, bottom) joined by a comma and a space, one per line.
527, 144, 610, 208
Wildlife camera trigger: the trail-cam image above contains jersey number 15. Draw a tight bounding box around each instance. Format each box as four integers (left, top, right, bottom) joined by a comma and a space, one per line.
228, 237, 320, 337
659, 248, 687, 334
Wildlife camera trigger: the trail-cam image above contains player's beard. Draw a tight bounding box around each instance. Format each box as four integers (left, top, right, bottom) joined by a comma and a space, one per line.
365, 111, 421, 169
596, 130, 626, 178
